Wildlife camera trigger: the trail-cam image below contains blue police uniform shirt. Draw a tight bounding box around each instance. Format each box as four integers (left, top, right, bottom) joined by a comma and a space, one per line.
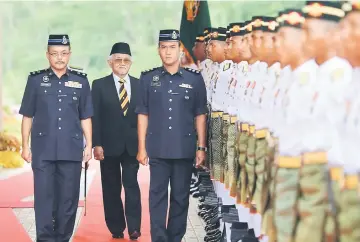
19, 68, 93, 162
135, 66, 208, 159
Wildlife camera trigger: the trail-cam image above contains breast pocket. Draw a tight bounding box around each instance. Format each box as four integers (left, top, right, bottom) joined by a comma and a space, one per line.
38, 87, 56, 106
65, 88, 80, 107
149, 86, 163, 103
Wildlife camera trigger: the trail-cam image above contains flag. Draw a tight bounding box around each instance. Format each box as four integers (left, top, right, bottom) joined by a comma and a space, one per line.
180, 0, 211, 67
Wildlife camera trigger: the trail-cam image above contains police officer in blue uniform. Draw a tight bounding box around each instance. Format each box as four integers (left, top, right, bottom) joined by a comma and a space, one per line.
19, 34, 93, 242
135, 29, 208, 242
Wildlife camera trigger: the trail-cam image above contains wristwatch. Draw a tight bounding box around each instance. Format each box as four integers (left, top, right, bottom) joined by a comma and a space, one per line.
197, 146, 207, 152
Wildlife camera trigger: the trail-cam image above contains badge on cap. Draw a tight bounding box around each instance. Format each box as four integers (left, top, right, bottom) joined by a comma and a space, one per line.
43, 76, 49, 82
62, 36, 68, 45
172, 31, 177, 39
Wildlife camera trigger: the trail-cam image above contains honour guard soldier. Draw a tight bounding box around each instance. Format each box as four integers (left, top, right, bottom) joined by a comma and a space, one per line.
19, 34, 93, 242
135, 29, 207, 242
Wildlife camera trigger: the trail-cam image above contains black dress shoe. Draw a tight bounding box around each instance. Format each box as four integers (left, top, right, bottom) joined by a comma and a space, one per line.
129, 231, 141, 240
112, 233, 124, 239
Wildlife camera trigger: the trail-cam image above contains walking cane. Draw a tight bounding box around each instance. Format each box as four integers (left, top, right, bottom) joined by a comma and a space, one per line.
84, 161, 89, 216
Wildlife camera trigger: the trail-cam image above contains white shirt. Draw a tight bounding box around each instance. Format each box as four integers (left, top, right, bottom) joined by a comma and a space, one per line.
113, 73, 131, 101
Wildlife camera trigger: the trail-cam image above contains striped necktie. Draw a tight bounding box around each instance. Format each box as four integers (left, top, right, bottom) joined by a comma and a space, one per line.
119, 78, 129, 116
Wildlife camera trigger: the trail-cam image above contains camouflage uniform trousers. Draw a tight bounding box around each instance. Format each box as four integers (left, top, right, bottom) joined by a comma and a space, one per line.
261, 135, 277, 242
294, 152, 329, 242
273, 155, 301, 242
236, 123, 249, 205
226, 122, 238, 197
246, 125, 256, 204
338, 174, 360, 242
324, 167, 343, 242
253, 129, 269, 214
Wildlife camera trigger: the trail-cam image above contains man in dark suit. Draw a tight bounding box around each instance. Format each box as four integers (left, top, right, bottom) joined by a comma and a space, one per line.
91, 42, 141, 240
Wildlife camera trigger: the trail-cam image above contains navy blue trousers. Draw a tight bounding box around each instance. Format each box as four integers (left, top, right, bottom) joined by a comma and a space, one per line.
149, 158, 193, 242
32, 160, 82, 242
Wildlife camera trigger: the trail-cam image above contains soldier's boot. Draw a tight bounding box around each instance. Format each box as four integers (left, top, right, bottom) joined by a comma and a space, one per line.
274, 156, 301, 242
338, 174, 360, 242
294, 152, 328, 242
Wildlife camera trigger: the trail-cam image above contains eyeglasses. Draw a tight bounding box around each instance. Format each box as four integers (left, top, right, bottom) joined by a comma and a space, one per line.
49, 52, 70, 58
113, 58, 131, 65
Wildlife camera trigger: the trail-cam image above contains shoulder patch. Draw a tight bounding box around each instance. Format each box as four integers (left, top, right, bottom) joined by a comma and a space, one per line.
29, 68, 47, 76
141, 67, 159, 75
183, 67, 200, 74
69, 69, 87, 77
298, 72, 310, 85
223, 63, 231, 71
331, 68, 344, 82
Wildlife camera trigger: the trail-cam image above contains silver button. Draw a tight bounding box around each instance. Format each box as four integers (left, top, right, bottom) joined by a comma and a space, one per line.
169, 126, 172, 130
169, 117, 172, 120
169, 108, 172, 111
186, 90, 188, 93
59, 108, 61, 111
59, 99, 62, 102
168, 90, 172, 93
39, 132, 42, 135
59, 82, 61, 84
188, 133, 191, 136
59, 90, 61, 93
44, 90, 47, 93
59, 118, 61, 121
170, 81, 172, 83
59, 127, 62, 130
74, 92, 76, 94
169, 99, 172, 102
154, 90, 157, 92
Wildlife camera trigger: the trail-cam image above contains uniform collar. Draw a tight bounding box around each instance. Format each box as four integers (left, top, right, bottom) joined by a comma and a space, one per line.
160, 66, 183, 76
47, 67, 70, 77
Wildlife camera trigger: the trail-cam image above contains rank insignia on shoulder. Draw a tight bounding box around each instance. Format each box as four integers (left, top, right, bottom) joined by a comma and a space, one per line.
69, 69, 87, 77
184, 67, 200, 74
30, 68, 47, 76
331, 68, 344, 82
142, 67, 158, 74
223, 63, 231, 71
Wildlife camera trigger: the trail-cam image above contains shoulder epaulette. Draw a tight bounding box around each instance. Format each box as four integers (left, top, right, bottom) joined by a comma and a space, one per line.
183, 67, 200, 74
69, 66, 84, 72
141, 67, 159, 75
69, 69, 87, 77
29, 68, 47, 76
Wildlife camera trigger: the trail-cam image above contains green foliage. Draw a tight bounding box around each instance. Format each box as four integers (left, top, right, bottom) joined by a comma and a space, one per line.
0, 0, 304, 106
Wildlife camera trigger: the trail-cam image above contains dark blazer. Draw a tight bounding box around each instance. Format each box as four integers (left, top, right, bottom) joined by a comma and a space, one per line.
91, 74, 139, 157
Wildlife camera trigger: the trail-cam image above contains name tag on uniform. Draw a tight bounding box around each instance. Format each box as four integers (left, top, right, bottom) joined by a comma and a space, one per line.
151, 81, 161, 87
179, 83, 193, 89
41, 83, 51, 87
65, 81, 82, 88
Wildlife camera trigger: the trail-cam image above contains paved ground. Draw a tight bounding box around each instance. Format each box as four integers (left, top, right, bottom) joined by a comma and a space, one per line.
10, 167, 207, 242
